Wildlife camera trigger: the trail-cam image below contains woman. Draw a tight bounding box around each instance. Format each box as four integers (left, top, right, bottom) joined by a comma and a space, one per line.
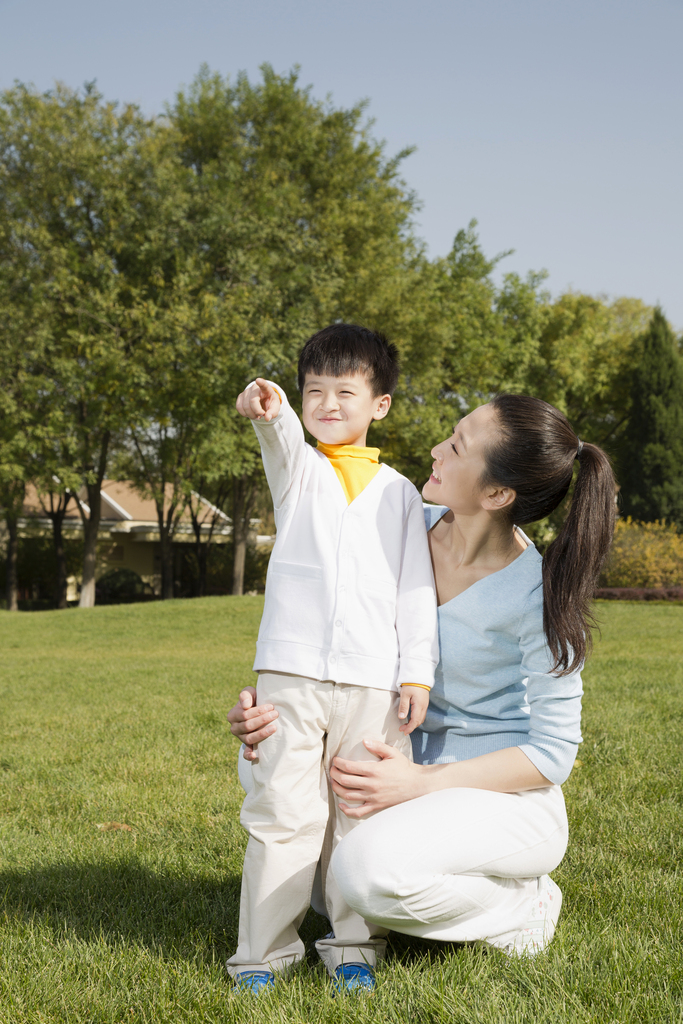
229, 394, 615, 956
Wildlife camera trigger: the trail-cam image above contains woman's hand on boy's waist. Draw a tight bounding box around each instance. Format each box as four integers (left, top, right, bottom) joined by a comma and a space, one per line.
227, 686, 280, 759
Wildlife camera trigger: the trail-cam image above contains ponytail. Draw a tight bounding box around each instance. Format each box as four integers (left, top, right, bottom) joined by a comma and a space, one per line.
542, 442, 616, 672
485, 395, 616, 674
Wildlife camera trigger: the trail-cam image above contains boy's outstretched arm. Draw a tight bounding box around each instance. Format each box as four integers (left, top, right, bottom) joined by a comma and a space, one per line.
235, 378, 281, 421
235, 378, 306, 511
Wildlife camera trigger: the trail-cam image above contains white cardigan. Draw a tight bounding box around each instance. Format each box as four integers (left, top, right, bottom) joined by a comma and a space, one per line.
251, 384, 439, 691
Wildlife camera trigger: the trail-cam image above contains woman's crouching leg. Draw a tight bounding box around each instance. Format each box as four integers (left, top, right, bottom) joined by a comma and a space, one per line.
330, 786, 568, 950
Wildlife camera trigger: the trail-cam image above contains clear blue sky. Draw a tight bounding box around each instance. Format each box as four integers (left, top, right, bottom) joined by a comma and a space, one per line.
2, 0, 681, 326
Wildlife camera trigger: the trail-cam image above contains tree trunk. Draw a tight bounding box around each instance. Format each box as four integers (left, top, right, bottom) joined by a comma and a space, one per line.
196, 541, 208, 598
78, 433, 110, 608
188, 501, 209, 598
231, 478, 247, 596
79, 504, 99, 608
160, 526, 175, 600
53, 513, 68, 609
154, 495, 179, 601
40, 495, 71, 609
232, 475, 257, 596
5, 514, 19, 611
188, 483, 230, 600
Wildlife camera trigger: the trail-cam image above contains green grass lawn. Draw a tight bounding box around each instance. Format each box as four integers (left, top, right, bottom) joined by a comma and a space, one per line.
0, 598, 682, 1024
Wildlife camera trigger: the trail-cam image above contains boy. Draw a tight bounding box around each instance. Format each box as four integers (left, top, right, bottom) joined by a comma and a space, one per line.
227, 324, 438, 992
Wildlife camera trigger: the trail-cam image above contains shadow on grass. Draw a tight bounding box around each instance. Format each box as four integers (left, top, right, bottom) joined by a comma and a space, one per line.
0, 859, 336, 967
387, 931, 470, 966
0, 859, 469, 972
0, 860, 242, 963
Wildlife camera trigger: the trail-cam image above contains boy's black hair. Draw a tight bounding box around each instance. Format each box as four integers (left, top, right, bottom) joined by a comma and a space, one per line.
297, 323, 400, 397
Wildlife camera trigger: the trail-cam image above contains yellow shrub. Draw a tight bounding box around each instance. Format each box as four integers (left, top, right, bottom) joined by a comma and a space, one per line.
602, 517, 683, 588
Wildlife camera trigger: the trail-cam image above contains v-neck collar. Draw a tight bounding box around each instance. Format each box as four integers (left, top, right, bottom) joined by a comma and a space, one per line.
436, 541, 536, 608
426, 504, 536, 607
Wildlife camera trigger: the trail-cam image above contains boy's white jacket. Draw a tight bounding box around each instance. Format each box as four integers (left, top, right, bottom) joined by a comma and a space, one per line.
251, 384, 439, 691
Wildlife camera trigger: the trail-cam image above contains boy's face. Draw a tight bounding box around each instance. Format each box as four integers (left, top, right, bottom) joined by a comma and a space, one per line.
301, 371, 391, 447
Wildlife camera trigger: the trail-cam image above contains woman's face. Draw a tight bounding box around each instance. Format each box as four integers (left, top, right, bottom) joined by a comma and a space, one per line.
422, 403, 499, 514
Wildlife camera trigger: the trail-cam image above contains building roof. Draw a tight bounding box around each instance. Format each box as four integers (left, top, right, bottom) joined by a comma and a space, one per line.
21, 481, 230, 527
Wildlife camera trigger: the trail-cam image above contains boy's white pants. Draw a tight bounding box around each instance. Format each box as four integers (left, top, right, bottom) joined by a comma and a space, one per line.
330, 784, 568, 951
226, 672, 412, 977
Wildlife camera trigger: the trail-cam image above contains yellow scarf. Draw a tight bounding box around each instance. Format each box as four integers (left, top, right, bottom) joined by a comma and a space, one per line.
317, 443, 381, 504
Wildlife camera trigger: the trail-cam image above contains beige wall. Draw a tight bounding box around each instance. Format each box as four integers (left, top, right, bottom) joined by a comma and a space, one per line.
100, 539, 156, 579
14, 516, 234, 601
98, 538, 159, 594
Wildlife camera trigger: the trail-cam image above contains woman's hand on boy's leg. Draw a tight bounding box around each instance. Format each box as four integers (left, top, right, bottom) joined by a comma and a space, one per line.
397, 685, 430, 735
235, 378, 281, 422
331, 741, 422, 817
227, 686, 279, 759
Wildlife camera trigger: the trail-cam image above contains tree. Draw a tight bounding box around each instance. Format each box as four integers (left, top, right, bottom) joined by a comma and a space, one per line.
374, 222, 652, 504
106, 142, 227, 600
499, 289, 651, 549
0, 477, 25, 611
116, 336, 232, 600
166, 65, 424, 591
1, 72, 661, 602
0, 318, 27, 610
186, 472, 232, 598
36, 488, 72, 608
619, 308, 683, 526
0, 82, 173, 605
370, 223, 543, 487
523, 293, 651, 453
0, 242, 49, 610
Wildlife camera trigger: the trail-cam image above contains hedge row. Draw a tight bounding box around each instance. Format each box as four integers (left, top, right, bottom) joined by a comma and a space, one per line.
595, 587, 683, 602
600, 517, 683, 588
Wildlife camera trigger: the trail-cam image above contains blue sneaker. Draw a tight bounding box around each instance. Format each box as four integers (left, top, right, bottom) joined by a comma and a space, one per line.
333, 963, 375, 994
232, 970, 275, 994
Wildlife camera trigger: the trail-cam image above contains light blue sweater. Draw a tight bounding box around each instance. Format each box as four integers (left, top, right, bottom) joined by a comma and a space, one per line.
412, 505, 583, 785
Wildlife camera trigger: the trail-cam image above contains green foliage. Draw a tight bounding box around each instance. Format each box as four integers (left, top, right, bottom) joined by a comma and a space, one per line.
508, 294, 652, 551
0, 599, 682, 1021
0, 534, 82, 609
165, 63, 423, 462
376, 224, 650, 493
601, 517, 683, 588
115, 64, 428, 593
0, 67, 661, 597
0, 82, 188, 602
0, 82, 157, 486
619, 308, 683, 527
95, 568, 154, 605
528, 293, 652, 454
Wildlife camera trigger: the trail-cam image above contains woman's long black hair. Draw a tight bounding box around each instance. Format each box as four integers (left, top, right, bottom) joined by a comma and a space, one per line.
482, 394, 616, 674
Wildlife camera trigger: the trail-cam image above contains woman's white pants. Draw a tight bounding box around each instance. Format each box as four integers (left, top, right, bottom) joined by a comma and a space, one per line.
330, 784, 568, 951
